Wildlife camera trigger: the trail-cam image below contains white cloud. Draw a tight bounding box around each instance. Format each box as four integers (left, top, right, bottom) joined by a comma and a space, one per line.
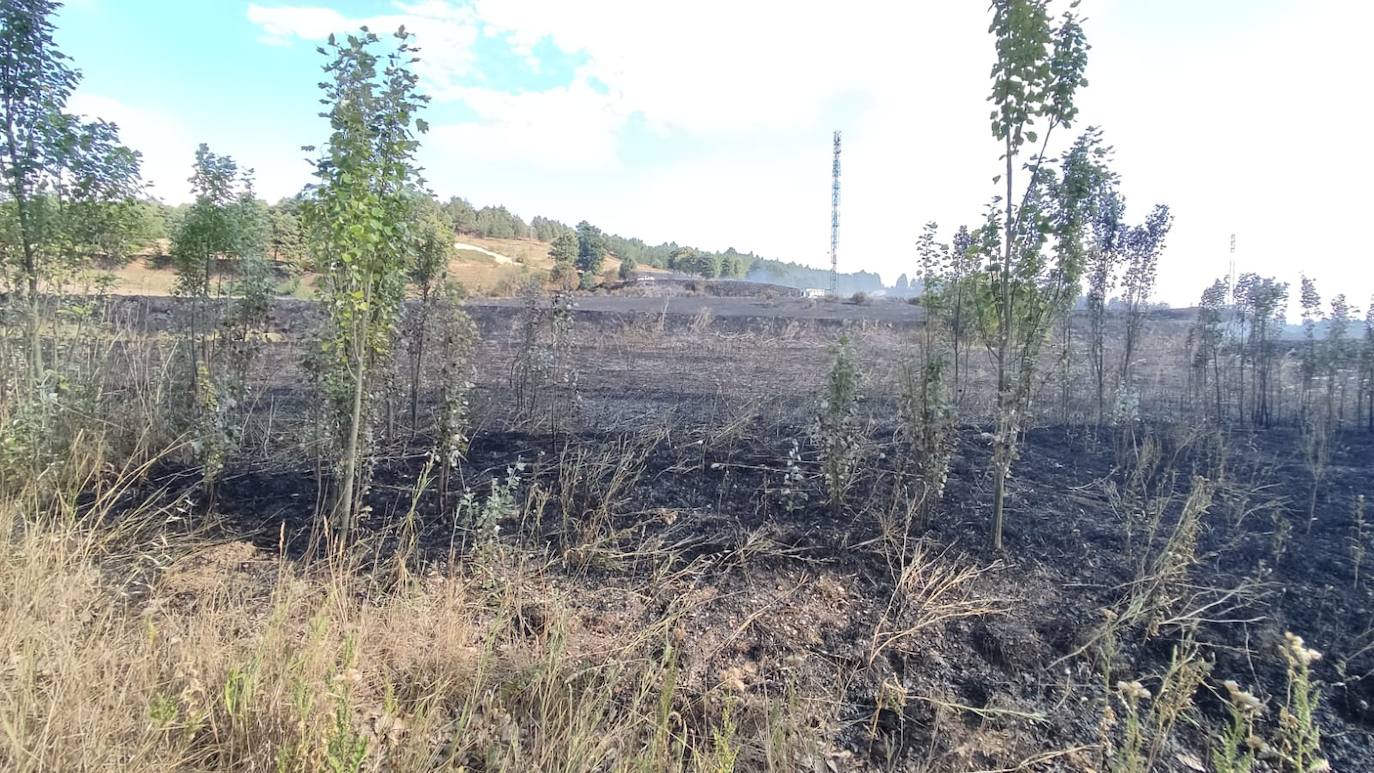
67, 93, 314, 207
247, 5, 349, 45
246, 3, 481, 98
428, 75, 629, 172
241, 0, 1374, 308
66, 94, 197, 201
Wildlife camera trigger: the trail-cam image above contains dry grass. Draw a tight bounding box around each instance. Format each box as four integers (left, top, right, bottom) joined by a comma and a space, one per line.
452, 235, 637, 294
0, 511, 784, 771
97, 255, 321, 299
0, 440, 803, 772
104, 256, 180, 295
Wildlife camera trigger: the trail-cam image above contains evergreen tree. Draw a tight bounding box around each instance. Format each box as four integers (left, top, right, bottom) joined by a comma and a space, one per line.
442, 196, 477, 233
549, 231, 578, 289
549, 231, 577, 264
575, 220, 605, 278
267, 197, 307, 267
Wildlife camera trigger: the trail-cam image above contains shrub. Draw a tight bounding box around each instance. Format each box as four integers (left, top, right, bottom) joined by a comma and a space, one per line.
812, 335, 863, 517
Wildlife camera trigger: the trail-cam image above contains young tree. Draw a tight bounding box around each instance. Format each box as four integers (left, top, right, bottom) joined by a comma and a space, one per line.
63, 194, 163, 264
1191, 278, 1229, 422
1, 0, 142, 385
1326, 294, 1352, 424
1118, 204, 1171, 388
167, 148, 269, 497
815, 334, 862, 518
944, 221, 991, 406
1237, 274, 1288, 427
405, 200, 453, 436
171, 144, 245, 388
907, 223, 956, 517
303, 27, 428, 535
980, 0, 1094, 550
1299, 275, 1322, 421
1085, 190, 1125, 425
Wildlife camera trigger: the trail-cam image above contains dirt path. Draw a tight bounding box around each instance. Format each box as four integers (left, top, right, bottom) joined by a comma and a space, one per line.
454, 241, 515, 264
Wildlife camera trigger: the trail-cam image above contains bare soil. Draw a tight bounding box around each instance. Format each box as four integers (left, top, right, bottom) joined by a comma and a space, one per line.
111, 294, 1374, 771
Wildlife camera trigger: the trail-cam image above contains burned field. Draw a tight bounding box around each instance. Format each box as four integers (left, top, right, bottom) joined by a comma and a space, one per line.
80, 294, 1372, 771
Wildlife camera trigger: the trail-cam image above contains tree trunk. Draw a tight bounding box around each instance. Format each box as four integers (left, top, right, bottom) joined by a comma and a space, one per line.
408, 285, 430, 438
1094, 323, 1105, 427
5, 108, 43, 386
956, 293, 967, 409
1213, 354, 1223, 424
26, 273, 41, 385
336, 306, 369, 537
1237, 316, 1247, 424
992, 134, 1014, 551
992, 456, 1007, 551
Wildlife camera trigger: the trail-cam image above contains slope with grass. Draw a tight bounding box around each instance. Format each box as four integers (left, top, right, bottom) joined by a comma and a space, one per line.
98, 234, 640, 298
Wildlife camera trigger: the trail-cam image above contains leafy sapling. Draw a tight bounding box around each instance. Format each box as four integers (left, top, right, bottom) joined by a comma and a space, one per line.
303, 27, 429, 534
813, 335, 863, 518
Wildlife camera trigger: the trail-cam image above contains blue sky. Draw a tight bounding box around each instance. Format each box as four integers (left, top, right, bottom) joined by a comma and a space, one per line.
55, 0, 1374, 309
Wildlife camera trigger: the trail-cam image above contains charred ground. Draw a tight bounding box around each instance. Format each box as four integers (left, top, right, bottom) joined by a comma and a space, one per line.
103, 293, 1374, 771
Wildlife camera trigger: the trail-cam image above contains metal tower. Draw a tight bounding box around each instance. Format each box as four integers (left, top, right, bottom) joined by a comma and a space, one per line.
829, 131, 841, 296
1227, 233, 1237, 302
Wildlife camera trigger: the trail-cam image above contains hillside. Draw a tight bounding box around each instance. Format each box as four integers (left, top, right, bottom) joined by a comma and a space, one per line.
101, 234, 644, 299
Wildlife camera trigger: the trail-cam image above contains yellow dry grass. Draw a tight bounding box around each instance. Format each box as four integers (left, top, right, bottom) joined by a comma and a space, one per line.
0, 395, 817, 772
0, 491, 791, 771
94, 233, 658, 300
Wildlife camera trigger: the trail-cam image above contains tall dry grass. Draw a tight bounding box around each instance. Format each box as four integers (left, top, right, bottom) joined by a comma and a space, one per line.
0, 314, 797, 772
3, 478, 777, 772
0, 437, 803, 771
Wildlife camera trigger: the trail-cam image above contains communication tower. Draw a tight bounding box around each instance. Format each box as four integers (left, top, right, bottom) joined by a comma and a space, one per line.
1227, 233, 1237, 302
829, 131, 841, 296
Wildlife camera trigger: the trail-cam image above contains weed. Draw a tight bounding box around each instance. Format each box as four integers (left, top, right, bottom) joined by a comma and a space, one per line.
776, 439, 809, 514
899, 354, 954, 526
1211, 679, 1264, 773
868, 543, 1002, 665
1276, 633, 1326, 772
1108, 635, 1209, 773
1300, 416, 1332, 532
812, 334, 862, 518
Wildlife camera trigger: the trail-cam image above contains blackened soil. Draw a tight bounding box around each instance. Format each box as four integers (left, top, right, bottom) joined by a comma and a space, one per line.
140, 421, 1374, 771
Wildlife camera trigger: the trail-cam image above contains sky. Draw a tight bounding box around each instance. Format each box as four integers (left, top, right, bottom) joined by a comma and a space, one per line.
54, 0, 1374, 309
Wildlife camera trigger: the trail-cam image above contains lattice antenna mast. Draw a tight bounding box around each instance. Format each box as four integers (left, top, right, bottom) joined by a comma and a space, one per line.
829, 131, 841, 296
1227, 233, 1237, 304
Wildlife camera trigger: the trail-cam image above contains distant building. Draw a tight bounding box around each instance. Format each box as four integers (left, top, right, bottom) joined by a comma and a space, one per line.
802, 288, 827, 299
